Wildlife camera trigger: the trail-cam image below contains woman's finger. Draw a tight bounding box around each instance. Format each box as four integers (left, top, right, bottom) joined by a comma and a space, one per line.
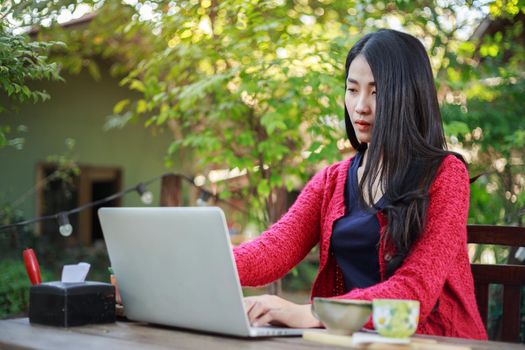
247, 301, 269, 324
243, 298, 255, 313
257, 309, 288, 327
256, 304, 322, 328
252, 308, 276, 327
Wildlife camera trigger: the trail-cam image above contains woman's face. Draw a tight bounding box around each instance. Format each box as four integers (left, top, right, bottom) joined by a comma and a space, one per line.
345, 55, 376, 144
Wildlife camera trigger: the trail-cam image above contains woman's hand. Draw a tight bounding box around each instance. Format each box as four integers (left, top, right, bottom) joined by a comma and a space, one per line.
244, 294, 322, 328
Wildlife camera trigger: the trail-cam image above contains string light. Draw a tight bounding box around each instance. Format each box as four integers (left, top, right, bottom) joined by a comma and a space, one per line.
0, 172, 253, 236
57, 212, 72, 237
136, 183, 153, 205
196, 189, 212, 206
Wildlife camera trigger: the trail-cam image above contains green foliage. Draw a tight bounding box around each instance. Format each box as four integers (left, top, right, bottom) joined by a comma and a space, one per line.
441, 36, 525, 226
45, 138, 80, 183
15, 0, 511, 228
439, 5, 525, 338
3, 1, 519, 225
0, 1, 77, 151
0, 29, 63, 149
97, 0, 357, 226
0, 31, 63, 103
89, 0, 501, 227
0, 205, 46, 318
35, 0, 518, 229
0, 259, 54, 318
37, 1, 150, 79
282, 259, 319, 292
3, 1, 522, 229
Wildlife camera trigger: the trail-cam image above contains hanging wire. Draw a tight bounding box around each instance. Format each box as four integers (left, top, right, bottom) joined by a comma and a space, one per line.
0, 172, 254, 234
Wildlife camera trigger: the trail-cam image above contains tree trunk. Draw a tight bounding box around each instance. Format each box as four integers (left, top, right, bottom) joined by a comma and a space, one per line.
160, 174, 182, 207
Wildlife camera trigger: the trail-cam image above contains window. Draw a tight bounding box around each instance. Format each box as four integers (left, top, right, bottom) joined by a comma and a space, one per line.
37, 163, 122, 245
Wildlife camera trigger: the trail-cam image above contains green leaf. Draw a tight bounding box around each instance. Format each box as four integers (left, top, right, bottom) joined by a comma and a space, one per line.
168, 140, 181, 155
104, 112, 133, 130
113, 99, 130, 114
220, 190, 232, 200
136, 99, 148, 114
87, 61, 101, 81
130, 80, 145, 92
284, 178, 295, 192
157, 111, 169, 125
257, 181, 270, 198
444, 121, 469, 137
0, 131, 7, 149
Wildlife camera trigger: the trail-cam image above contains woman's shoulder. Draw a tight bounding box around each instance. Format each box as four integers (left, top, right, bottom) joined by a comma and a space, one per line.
318, 157, 353, 179
306, 157, 353, 189
431, 153, 469, 190
325, 157, 353, 174
437, 153, 468, 176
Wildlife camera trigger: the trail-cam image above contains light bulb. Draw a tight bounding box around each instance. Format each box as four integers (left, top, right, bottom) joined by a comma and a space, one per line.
58, 213, 73, 237
196, 190, 211, 206
59, 224, 73, 237
136, 183, 153, 205
193, 175, 206, 187
141, 191, 153, 205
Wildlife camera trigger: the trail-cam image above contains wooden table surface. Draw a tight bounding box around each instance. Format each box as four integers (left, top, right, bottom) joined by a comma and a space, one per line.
0, 318, 524, 350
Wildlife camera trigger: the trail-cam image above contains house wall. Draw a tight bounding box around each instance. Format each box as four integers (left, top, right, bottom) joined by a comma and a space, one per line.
0, 64, 178, 226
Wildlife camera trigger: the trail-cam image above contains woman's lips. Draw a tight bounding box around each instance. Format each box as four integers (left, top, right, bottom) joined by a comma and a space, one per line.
354, 120, 371, 131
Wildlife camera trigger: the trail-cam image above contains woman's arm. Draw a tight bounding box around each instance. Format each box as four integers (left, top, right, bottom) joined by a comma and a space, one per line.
234, 168, 327, 287
335, 156, 470, 324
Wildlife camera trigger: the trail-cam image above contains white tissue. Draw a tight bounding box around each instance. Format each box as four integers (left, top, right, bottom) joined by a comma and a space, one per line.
61, 262, 91, 283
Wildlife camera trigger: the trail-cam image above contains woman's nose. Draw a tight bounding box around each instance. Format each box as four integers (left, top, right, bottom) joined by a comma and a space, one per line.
355, 95, 371, 115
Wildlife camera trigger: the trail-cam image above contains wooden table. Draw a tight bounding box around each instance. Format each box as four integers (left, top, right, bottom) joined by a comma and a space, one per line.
0, 318, 524, 350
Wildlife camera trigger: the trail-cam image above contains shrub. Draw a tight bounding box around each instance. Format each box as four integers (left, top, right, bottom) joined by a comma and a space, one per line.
0, 259, 53, 318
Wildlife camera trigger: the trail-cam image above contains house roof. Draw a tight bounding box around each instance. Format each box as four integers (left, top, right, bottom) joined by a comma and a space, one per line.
470, 12, 525, 42
29, 12, 96, 36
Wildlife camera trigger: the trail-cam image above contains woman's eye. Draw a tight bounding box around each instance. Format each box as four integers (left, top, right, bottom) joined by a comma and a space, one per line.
347, 88, 357, 93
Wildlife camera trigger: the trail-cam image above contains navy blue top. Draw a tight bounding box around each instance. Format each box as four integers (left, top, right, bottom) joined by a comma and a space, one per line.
331, 151, 384, 293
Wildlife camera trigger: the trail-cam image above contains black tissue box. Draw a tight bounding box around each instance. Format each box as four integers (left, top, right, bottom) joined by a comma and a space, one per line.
29, 281, 116, 327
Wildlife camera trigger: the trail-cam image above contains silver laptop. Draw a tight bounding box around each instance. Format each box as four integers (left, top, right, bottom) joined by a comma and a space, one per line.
98, 207, 306, 337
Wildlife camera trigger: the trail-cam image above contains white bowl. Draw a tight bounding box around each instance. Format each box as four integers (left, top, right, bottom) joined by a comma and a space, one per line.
311, 297, 372, 335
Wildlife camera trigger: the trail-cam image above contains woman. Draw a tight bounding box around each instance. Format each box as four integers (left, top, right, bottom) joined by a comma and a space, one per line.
234, 29, 487, 340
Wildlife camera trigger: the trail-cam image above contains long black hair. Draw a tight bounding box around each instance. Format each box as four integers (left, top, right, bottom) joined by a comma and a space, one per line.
344, 29, 463, 277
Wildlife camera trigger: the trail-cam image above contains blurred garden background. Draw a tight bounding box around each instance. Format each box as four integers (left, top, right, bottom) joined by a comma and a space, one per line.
1, 0, 524, 340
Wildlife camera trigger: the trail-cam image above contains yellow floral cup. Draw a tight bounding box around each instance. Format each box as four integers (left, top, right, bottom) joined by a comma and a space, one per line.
372, 299, 420, 338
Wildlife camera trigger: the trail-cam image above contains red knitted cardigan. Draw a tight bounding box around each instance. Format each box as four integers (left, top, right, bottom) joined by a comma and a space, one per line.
234, 155, 487, 340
